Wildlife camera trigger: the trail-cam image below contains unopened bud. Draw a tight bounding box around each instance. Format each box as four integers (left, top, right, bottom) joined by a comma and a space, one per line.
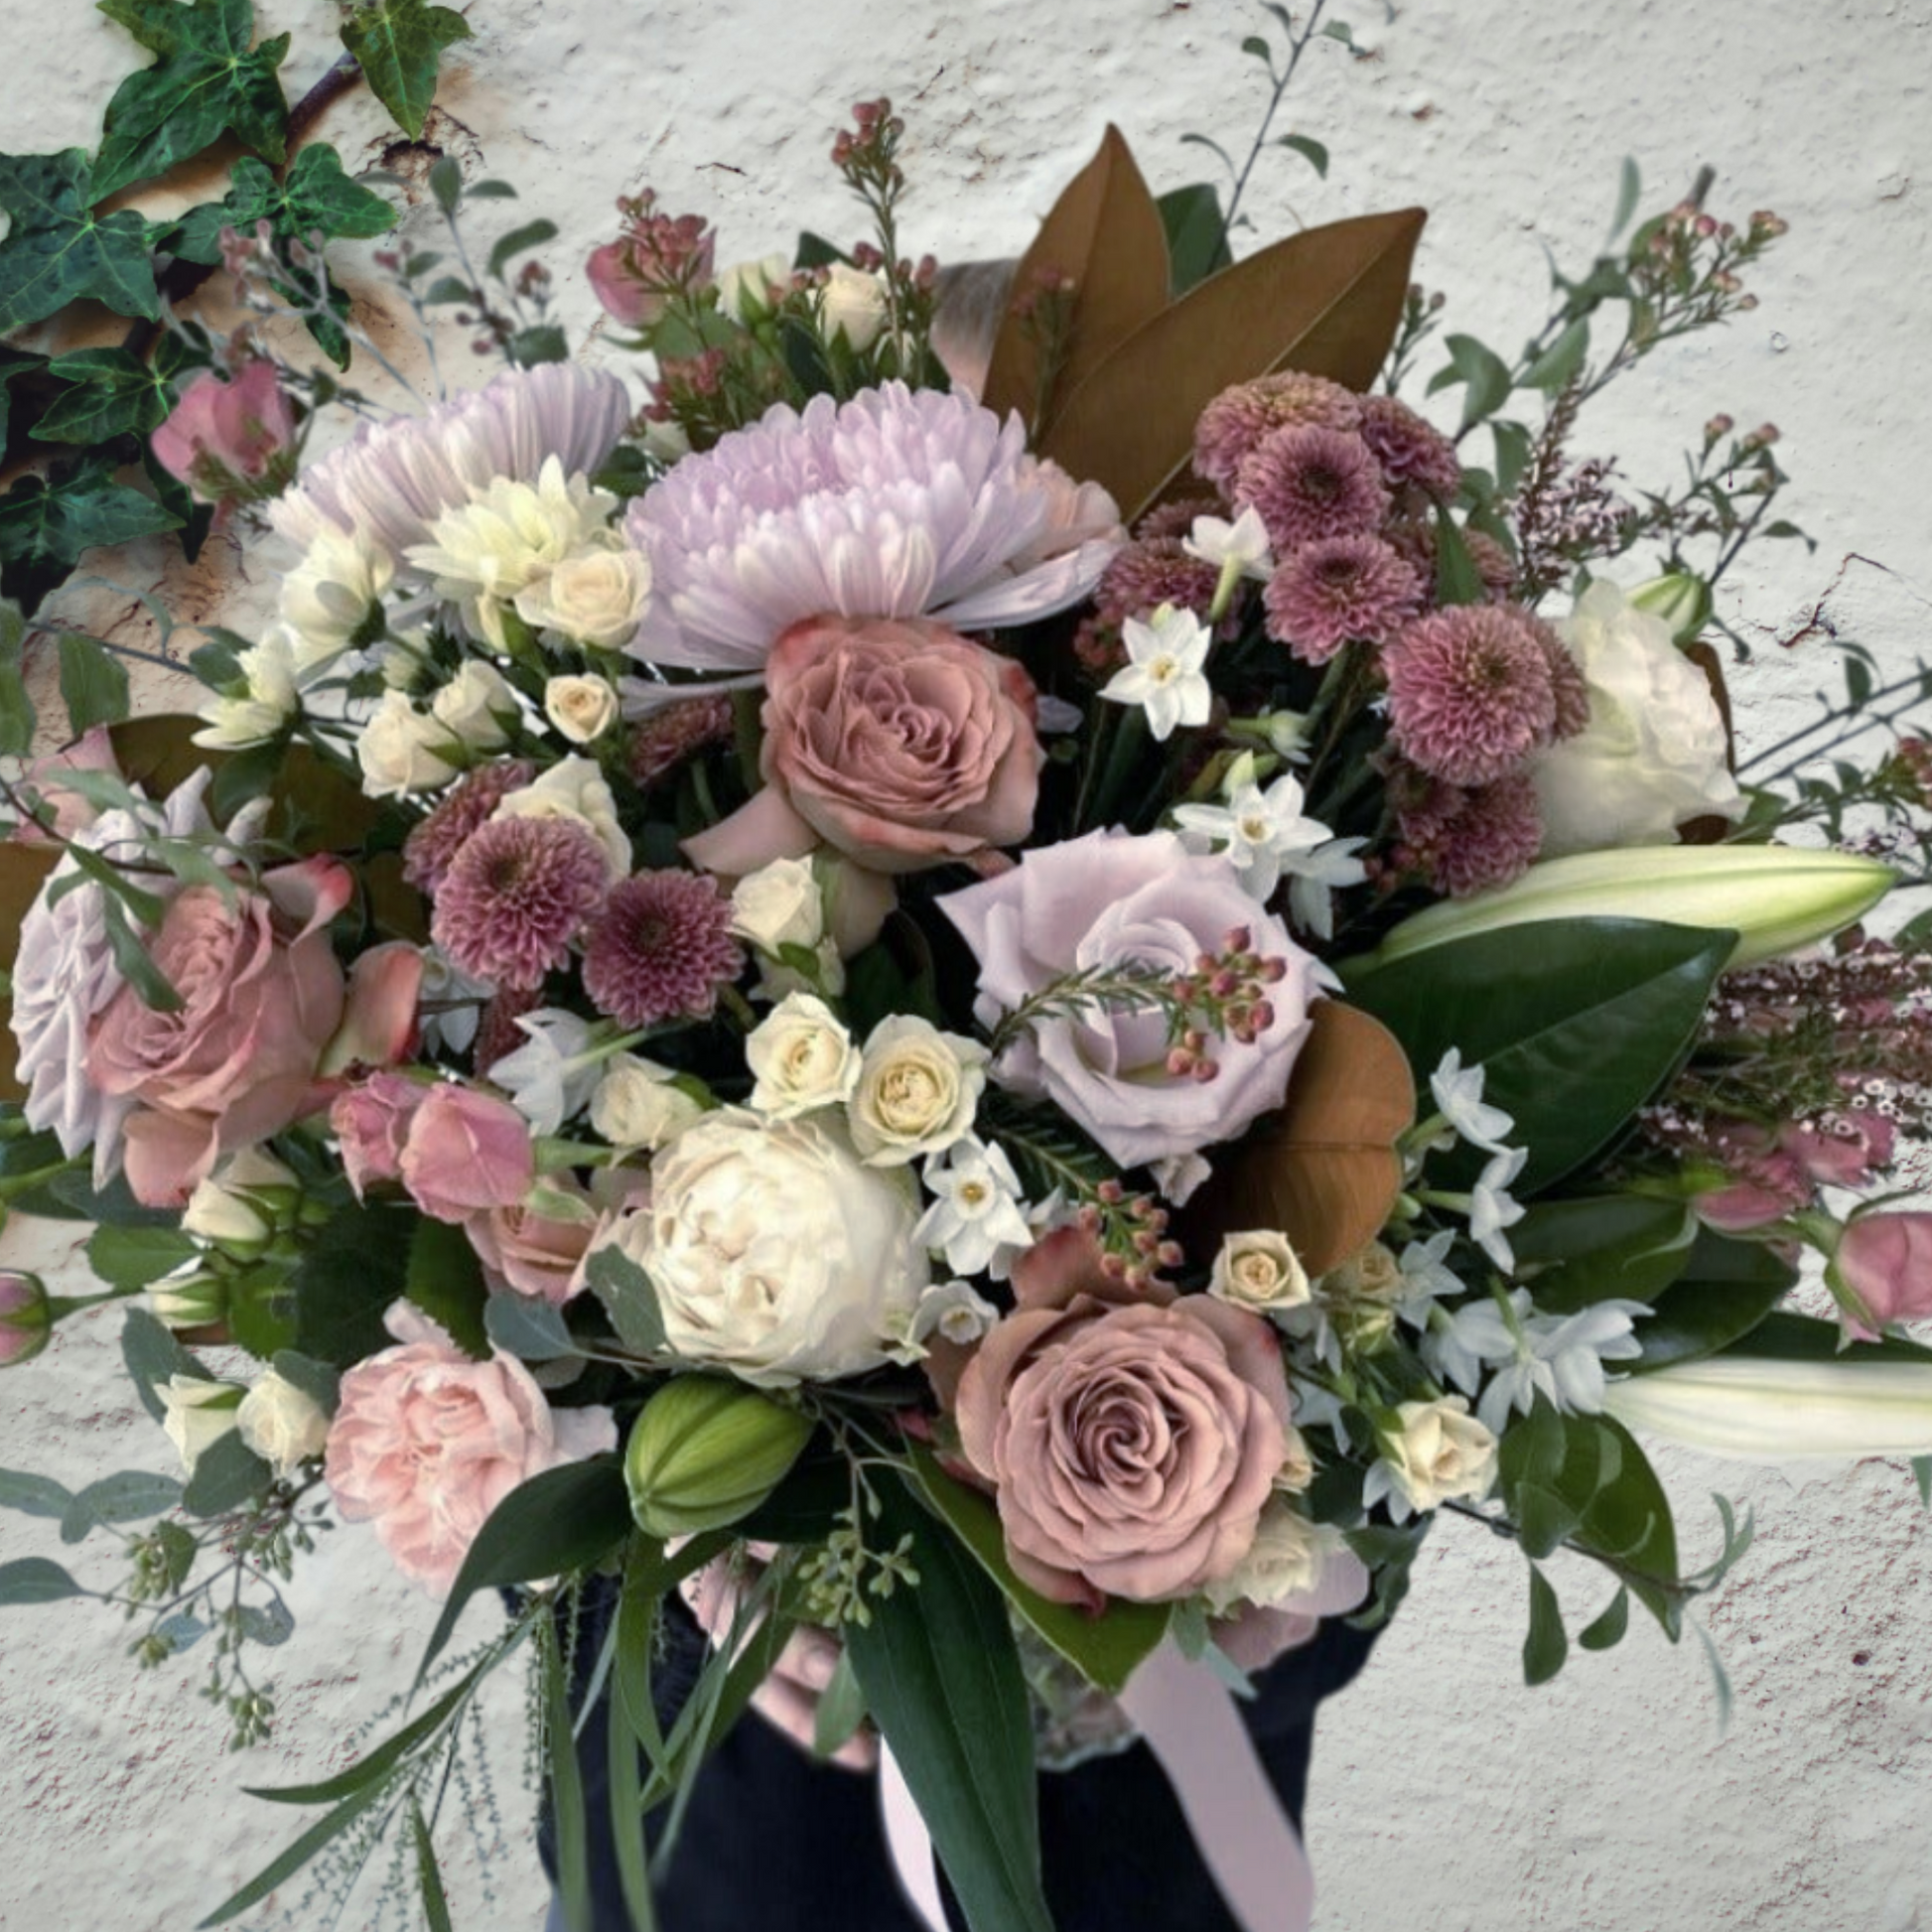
624, 1378, 814, 1539
0, 1271, 51, 1368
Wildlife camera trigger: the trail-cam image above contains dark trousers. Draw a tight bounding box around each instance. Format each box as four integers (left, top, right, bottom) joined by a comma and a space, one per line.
540, 1584, 1379, 1932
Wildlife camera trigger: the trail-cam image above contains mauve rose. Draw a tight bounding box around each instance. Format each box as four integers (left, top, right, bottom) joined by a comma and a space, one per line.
683, 617, 1041, 879
319, 942, 424, 1076
398, 1083, 535, 1223
939, 829, 1321, 1169
87, 858, 352, 1206
466, 1179, 599, 1304
1832, 1211, 1932, 1339
325, 1301, 616, 1596
332, 1070, 431, 1197
1785, 1114, 1896, 1188
954, 1261, 1293, 1606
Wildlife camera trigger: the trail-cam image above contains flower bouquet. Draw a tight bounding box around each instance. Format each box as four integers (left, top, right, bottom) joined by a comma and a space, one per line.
2, 13, 1930, 1930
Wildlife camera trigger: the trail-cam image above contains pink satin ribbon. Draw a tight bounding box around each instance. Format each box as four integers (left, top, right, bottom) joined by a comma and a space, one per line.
878, 1640, 1314, 1932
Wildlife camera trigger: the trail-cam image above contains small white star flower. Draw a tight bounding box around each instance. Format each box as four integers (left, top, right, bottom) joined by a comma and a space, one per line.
1428, 1048, 1516, 1156
1184, 505, 1275, 618
1101, 603, 1213, 742
908, 1279, 1002, 1348
487, 1008, 604, 1136
1467, 1146, 1529, 1273
913, 1137, 1036, 1278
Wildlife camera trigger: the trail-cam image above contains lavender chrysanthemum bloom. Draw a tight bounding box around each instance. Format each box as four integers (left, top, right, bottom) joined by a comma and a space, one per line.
402, 759, 537, 894
1263, 534, 1422, 663
1383, 606, 1564, 787
581, 871, 743, 1027
430, 816, 610, 991
1357, 395, 1461, 499
621, 381, 1123, 672
1235, 426, 1390, 553
1193, 373, 1363, 496
1397, 770, 1546, 898
628, 696, 735, 789
270, 364, 633, 561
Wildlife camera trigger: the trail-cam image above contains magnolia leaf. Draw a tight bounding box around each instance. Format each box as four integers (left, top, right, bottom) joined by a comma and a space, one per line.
1675, 639, 1739, 844
0, 149, 161, 332
93, 0, 290, 201
1181, 1001, 1415, 1275
342, 0, 473, 140
979, 125, 1172, 435
1039, 206, 1426, 519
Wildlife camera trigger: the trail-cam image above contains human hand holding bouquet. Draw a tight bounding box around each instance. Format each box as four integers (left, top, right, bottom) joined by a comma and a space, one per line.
1, 18, 1930, 1931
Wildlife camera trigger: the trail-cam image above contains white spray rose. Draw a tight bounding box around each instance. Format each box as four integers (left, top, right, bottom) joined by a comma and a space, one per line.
235, 1368, 329, 1477
747, 994, 862, 1118
516, 548, 652, 651
590, 1054, 706, 1151
819, 263, 891, 350
847, 1015, 987, 1167
1534, 581, 1743, 856
543, 673, 621, 745
357, 690, 459, 798
1201, 1501, 1351, 1616
429, 659, 517, 752
599, 1108, 927, 1386
160, 1375, 245, 1475
494, 755, 630, 879
1378, 1396, 1498, 1514
1208, 1229, 1311, 1314
717, 253, 790, 322
181, 1148, 298, 1249
730, 857, 825, 953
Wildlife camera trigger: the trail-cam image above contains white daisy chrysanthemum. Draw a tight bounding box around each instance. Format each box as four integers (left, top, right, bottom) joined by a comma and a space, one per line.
621, 380, 1124, 673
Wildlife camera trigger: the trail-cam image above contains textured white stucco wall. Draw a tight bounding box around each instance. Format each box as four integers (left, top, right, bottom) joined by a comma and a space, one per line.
2, 3, 1930, 1928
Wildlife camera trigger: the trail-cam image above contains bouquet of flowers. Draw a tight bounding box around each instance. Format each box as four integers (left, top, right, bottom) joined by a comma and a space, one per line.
3, 17, 1930, 1929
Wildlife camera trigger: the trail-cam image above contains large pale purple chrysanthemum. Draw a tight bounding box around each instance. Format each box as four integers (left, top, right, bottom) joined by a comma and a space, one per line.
621, 381, 1124, 672
581, 871, 743, 1026
1383, 607, 1562, 787
270, 364, 633, 560
430, 816, 610, 991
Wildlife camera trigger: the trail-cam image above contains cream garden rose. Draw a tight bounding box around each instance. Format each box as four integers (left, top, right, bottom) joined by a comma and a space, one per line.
1208, 1229, 1311, 1314
160, 1375, 243, 1474
516, 547, 653, 650
746, 994, 862, 1118
494, 756, 631, 878
236, 1368, 330, 1477
181, 1147, 298, 1249
429, 659, 517, 753
848, 1015, 988, 1167
819, 262, 891, 350
590, 1054, 706, 1151
543, 674, 621, 745
358, 690, 460, 798
1377, 1395, 1498, 1515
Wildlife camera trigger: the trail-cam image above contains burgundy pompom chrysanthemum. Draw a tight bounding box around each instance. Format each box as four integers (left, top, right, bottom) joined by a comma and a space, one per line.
1397, 770, 1545, 897
1092, 537, 1220, 626
1357, 394, 1462, 499
1193, 373, 1363, 496
628, 696, 736, 790
1382, 605, 1563, 787
1263, 533, 1423, 663
429, 815, 610, 990
581, 870, 743, 1027
402, 759, 537, 894
1234, 425, 1390, 553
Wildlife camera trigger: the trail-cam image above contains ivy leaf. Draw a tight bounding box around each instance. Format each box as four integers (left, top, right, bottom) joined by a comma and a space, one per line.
342, 0, 473, 141
92, 0, 291, 202
29, 345, 179, 444
0, 346, 45, 447
0, 450, 181, 588
0, 149, 161, 332
164, 145, 395, 266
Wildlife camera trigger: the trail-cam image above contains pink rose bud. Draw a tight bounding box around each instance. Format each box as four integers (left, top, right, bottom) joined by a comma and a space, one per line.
397, 1083, 535, 1223
587, 240, 660, 328
0, 1271, 51, 1367
331, 1070, 432, 1198
150, 360, 297, 504
1830, 1212, 1932, 1340
1782, 1115, 1896, 1189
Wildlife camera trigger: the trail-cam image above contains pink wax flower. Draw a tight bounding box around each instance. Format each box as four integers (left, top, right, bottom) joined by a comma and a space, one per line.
1784, 1114, 1896, 1188
86, 857, 352, 1207
397, 1083, 535, 1223
465, 1177, 599, 1303
325, 1301, 616, 1597
938, 829, 1321, 1169
0, 1271, 51, 1368
331, 1069, 431, 1198
587, 190, 717, 328
682, 616, 1042, 879
1831, 1212, 1932, 1340
150, 360, 297, 504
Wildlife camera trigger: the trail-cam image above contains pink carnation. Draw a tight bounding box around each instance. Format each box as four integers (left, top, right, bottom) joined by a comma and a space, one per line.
1263, 533, 1422, 663
1383, 606, 1564, 787
1234, 425, 1390, 553
325, 1301, 616, 1597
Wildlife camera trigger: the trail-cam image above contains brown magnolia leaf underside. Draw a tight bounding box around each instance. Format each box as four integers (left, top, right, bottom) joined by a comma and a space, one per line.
979, 125, 1172, 435
0, 842, 60, 1100
1677, 639, 1738, 844
1039, 206, 1428, 523
1181, 1000, 1417, 1277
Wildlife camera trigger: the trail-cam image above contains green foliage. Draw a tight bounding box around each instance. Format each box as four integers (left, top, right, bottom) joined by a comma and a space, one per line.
92, 0, 290, 202
292, 1199, 414, 1367
182, 1429, 272, 1516
1522, 1563, 1568, 1685
0, 149, 160, 332
0, 449, 181, 595
0, 595, 35, 755
1157, 183, 1233, 295
30, 344, 185, 444
121, 1304, 212, 1424
586, 1242, 667, 1354
1513, 1194, 1697, 1311
165, 144, 395, 265
403, 1213, 488, 1356
0, 1556, 87, 1604
341, 0, 472, 140
58, 632, 132, 732
1626, 1232, 1796, 1373
61, 1468, 184, 1539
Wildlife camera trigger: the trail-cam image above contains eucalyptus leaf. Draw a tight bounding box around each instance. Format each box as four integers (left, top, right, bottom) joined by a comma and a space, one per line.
586, 1244, 666, 1355
483, 1292, 579, 1360
1156, 183, 1232, 296
0, 1556, 87, 1605
0, 1467, 75, 1519
487, 218, 559, 281
122, 1305, 210, 1425
182, 1430, 272, 1517
1523, 1564, 1568, 1685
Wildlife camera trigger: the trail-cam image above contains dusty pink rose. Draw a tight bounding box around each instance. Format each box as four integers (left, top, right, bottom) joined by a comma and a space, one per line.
324, 1301, 617, 1596
150, 360, 297, 504
938, 828, 1321, 1169
954, 1272, 1293, 1607
398, 1083, 535, 1223
1784, 1114, 1896, 1188
319, 943, 423, 1076
12, 726, 119, 845
684, 616, 1041, 879
332, 1070, 431, 1197
1832, 1211, 1932, 1340
87, 857, 351, 1206
466, 1179, 599, 1303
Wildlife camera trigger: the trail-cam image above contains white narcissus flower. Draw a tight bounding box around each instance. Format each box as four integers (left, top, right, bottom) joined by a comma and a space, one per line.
1467, 1146, 1529, 1272
235, 1368, 329, 1477
590, 1054, 706, 1151
746, 993, 862, 1119
914, 1137, 1035, 1278
489, 1008, 604, 1136
1172, 759, 1345, 905
908, 1279, 1000, 1347
193, 628, 299, 750
1364, 1395, 1498, 1522
1208, 1229, 1311, 1315
818, 262, 891, 350
493, 756, 631, 880
1427, 1047, 1515, 1156
847, 1015, 988, 1168
429, 659, 518, 753
516, 548, 653, 651
1534, 579, 1743, 856
544, 674, 621, 745
160, 1375, 245, 1476
1101, 603, 1212, 742
1183, 504, 1274, 620
357, 689, 460, 799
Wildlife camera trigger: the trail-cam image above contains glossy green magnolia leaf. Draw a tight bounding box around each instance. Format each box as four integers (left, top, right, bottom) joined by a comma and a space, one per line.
1727, 1311, 1932, 1366
165, 145, 395, 266
910, 1444, 1170, 1695
1627, 1233, 1796, 1373
1344, 917, 1735, 1195
93, 0, 290, 201
845, 1476, 1053, 1932
30, 345, 181, 444
0, 451, 181, 578
1514, 1194, 1698, 1312
342, 0, 473, 141
0, 149, 160, 331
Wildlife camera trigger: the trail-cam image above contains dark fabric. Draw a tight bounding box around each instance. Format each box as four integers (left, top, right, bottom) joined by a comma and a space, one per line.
535, 1580, 1380, 1932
